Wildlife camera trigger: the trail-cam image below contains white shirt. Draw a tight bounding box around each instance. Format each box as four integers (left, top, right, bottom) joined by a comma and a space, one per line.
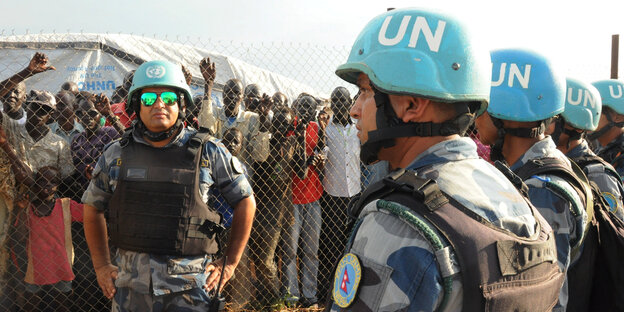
0, 106, 26, 125
323, 122, 361, 197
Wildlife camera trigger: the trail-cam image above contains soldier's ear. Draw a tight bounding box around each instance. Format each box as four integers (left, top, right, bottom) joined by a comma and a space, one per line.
390, 95, 429, 123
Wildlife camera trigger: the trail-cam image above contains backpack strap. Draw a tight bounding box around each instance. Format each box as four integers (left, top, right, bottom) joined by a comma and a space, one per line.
572, 154, 622, 182
494, 160, 530, 197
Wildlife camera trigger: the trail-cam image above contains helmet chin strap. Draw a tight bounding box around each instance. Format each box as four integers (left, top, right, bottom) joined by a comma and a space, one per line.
551, 117, 583, 150
359, 90, 398, 165
359, 87, 476, 165
489, 117, 546, 163
587, 112, 624, 141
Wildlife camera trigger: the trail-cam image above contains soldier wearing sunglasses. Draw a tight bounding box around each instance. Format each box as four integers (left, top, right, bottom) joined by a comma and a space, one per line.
82, 60, 256, 311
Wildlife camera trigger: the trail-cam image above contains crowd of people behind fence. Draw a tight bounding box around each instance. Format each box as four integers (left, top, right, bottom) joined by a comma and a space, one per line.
0, 51, 391, 311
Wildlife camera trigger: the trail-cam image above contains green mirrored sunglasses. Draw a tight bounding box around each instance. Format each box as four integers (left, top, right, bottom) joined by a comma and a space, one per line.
140, 91, 178, 106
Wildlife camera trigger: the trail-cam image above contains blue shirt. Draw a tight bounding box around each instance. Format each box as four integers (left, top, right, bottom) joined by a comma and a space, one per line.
213, 161, 248, 227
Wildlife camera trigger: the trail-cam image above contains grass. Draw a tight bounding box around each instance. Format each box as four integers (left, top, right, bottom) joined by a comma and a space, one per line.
224, 302, 324, 312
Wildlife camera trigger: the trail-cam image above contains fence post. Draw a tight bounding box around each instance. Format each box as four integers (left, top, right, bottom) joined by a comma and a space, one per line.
611, 34, 619, 79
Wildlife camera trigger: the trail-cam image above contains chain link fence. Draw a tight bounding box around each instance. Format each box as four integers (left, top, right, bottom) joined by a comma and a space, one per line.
0, 32, 491, 311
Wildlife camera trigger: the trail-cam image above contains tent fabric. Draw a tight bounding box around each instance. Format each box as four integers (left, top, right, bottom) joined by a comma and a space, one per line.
0, 33, 320, 102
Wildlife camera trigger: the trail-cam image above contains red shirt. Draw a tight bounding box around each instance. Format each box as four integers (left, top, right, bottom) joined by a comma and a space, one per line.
292, 121, 323, 204
25, 198, 83, 285
108, 101, 135, 128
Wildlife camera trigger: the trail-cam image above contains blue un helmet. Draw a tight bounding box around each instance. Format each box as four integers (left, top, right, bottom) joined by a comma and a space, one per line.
335, 7, 491, 164
487, 49, 565, 161
562, 78, 602, 131
126, 60, 193, 140
592, 79, 624, 114
551, 78, 601, 148
588, 79, 624, 140
126, 60, 193, 116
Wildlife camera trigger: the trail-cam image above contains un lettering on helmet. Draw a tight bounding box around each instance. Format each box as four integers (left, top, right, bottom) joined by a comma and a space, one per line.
607, 84, 624, 99
562, 78, 602, 131
488, 49, 566, 122
491, 63, 532, 89
592, 80, 624, 115
377, 15, 446, 52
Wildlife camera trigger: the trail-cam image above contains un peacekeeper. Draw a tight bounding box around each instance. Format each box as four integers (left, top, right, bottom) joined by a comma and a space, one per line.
549, 78, 624, 221
475, 49, 589, 311
589, 80, 624, 178
82, 60, 256, 311
327, 8, 562, 311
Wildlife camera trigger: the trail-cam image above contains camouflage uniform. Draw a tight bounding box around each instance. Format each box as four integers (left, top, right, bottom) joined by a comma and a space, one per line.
596, 133, 624, 181
329, 137, 537, 311
568, 140, 624, 220
509, 137, 588, 311
82, 128, 252, 312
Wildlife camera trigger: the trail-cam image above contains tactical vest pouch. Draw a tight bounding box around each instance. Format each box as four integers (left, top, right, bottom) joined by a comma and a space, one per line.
348, 169, 563, 312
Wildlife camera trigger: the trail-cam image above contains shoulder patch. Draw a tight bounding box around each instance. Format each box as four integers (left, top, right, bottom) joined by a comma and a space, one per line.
113, 158, 122, 167
333, 253, 362, 308
602, 191, 620, 214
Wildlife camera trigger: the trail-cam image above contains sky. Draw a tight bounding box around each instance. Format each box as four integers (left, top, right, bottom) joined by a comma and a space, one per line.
1, 0, 623, 94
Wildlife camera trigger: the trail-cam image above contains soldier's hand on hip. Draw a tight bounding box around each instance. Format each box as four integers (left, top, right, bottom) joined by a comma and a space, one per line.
203, 257, 235, 292
95, 263, 118, 299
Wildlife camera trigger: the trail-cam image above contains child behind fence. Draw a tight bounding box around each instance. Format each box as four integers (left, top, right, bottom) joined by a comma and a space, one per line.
17, 166, 83, 312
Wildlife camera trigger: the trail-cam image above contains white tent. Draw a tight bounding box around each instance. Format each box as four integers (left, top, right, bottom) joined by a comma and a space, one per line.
0, 33, 321, 105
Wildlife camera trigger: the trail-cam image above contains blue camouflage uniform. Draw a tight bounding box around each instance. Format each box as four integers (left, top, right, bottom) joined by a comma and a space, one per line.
568, 140, 624, 221
596, 133, 624, 181
82, 127, 252, 312
509, 136, 587, 311
330, 137, 537, 311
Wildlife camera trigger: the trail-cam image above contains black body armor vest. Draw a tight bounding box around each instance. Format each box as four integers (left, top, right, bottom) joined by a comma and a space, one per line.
108, 131, 223, 256
346, 169, 563, 311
